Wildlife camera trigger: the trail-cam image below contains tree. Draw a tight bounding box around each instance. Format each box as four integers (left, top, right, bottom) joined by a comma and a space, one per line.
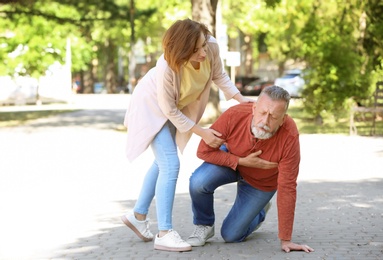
0, 0, 156, 93
230, 0, 383, 123
3, 0, 382, 122
0, 1, 82, 77
294, 0, 382, 122
222, 0, 277, 77
190, 0, 221, 124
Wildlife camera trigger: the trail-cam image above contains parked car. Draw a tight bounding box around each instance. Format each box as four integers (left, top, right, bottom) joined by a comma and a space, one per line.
274, 69, 305, 98
235, 76, 259, 92
241, 78, 274, 96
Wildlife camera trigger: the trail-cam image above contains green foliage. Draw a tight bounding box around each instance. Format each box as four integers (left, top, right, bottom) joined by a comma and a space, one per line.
2, 100, 382, 136
219, 0, 383, 122
288, 99, 383, 136
1, 1, 87, 77
296, 1, 377, 119
1, 0, 383, 121
0, 109, 78, 127
0, 0, 194, 96
0, 0, 158, 79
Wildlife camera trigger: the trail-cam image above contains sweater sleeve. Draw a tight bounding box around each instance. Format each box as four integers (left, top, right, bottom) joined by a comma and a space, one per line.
196, 108, 239, 170
276, 134, 300, 241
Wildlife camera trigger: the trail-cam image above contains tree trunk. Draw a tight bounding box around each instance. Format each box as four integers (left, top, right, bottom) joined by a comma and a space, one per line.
128, 0, 137, 93
191, 0, 218, 35
105, 39, 117, 94
82, 67, 95, 94
191, 0, 221, 124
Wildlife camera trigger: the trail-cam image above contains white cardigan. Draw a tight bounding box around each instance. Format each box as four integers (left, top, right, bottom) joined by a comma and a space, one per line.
124, 36, 240, 161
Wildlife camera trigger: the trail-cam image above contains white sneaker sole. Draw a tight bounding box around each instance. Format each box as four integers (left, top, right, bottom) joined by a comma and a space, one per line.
187, 232, 214, 247
121, 215, 153, 242
154, 244, 192, 252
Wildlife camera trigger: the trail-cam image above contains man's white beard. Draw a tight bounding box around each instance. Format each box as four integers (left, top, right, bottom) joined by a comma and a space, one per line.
251, 123, 278, 140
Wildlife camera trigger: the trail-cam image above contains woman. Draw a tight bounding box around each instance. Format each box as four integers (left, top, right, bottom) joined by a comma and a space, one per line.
121, 18, 252, 252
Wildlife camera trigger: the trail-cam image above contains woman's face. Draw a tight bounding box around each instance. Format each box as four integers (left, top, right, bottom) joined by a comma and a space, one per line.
189, 32, 207, 63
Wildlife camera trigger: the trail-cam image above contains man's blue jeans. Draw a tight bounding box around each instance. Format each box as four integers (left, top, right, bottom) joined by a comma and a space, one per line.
189, 152, 276, 242
133, 121, 179, 231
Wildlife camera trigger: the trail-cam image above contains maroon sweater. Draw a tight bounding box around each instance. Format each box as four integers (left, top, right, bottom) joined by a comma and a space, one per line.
197, 102, 300, 240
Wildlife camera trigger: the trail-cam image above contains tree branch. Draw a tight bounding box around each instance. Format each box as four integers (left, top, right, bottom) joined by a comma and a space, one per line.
0, 9, 128, 25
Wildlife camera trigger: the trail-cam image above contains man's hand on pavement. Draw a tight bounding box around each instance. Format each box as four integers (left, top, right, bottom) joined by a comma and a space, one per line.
281, 240, 314, 253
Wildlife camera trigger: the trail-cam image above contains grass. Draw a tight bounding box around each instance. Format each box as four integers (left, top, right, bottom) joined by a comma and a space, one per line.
0, 109, 77, 127
288, 99, 383, 136
0, 101, 382, 136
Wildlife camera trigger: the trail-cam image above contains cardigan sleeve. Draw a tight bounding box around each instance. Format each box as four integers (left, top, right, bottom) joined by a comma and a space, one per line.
155, 55, 196, 133
207, 37, 240, 100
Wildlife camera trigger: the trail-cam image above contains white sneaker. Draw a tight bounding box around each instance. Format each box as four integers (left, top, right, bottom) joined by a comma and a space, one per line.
186, 225, 214, 246
121, 214, 154, 242
154, 230, 192, 252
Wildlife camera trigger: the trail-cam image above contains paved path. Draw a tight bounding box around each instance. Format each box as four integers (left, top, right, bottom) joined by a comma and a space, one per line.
0, 95, 382, 259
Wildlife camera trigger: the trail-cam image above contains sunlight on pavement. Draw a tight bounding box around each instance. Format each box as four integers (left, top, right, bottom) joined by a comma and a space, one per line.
0, 95, 382, 259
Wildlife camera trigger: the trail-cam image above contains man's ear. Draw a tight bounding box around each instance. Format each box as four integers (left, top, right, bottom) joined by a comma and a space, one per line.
252, 103, 257, 114
280, 114, 287, 126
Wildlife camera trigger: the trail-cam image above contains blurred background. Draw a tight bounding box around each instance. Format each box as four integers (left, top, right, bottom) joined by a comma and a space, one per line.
1, 0, 383, 131
1, 1, 383, 259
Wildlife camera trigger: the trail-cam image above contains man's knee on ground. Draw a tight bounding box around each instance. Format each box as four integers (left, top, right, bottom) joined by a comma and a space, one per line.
221, 228, 243, 243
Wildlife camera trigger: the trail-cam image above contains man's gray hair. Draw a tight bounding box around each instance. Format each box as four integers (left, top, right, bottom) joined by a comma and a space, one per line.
259, 85, 291, 111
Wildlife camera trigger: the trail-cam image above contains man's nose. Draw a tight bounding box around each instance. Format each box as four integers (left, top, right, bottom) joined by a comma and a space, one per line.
261, 114, 270, 126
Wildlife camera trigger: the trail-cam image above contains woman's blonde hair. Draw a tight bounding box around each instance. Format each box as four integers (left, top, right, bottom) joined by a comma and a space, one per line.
162, 19, 211, 73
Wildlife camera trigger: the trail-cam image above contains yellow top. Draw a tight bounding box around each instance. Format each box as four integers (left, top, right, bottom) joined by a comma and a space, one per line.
178, 58, 210, 110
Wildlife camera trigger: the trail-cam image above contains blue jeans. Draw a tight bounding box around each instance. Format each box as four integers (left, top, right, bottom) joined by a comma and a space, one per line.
189, 147, 276, 242
133, 121, 179, 231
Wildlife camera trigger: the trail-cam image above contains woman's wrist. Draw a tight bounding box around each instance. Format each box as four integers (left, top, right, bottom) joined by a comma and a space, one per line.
233, 93, 244, 102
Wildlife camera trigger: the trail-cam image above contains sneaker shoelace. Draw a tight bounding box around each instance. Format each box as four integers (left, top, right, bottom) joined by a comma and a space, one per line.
190, 225, 209, 238
142, 219, 152, 236
167, 230, 185, 244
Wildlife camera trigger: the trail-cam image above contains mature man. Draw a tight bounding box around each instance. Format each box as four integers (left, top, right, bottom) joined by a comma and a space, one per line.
187, 86, 314, 253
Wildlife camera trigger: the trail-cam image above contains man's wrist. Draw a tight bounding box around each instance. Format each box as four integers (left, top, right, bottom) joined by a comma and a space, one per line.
238, 157, 243, 166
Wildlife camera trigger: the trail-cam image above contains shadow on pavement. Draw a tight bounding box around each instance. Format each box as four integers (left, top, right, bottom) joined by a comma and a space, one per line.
49, 179, 383, 260
22, 109, 127, 131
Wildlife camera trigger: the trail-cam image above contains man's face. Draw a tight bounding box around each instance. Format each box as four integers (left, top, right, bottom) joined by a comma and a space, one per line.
251, 95, 286, 139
